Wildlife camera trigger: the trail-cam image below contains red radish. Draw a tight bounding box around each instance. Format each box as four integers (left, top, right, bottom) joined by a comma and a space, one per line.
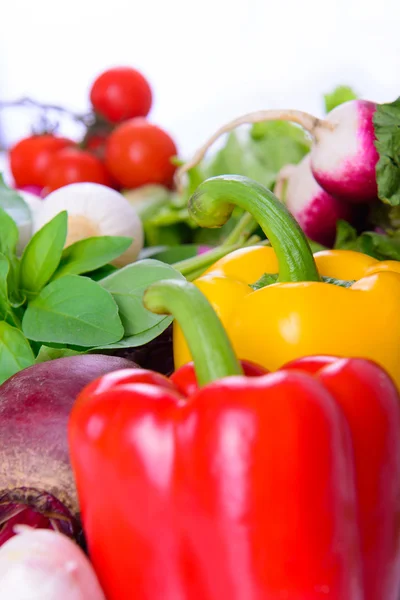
275, 155, 353, 246
309, 100, 378, 203
0, 354, 137, 547
0, 526, 106, 599
176, 100, 379, 204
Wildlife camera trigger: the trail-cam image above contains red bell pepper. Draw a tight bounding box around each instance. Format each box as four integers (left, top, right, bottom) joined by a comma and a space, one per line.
68, 279, 400, 600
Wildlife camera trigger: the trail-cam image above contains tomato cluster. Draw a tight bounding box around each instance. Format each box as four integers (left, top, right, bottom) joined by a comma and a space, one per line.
8, 67, 178, 195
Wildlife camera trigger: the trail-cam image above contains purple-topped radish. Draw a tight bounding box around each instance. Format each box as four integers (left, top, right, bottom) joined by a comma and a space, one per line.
0, 354, 137, 547
310, 100, 378, 203
176, 100, 379, 204
275, 155, 353, 246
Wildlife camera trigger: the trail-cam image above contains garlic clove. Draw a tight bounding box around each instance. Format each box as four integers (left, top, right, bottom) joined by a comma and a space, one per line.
33, 182, 144, 267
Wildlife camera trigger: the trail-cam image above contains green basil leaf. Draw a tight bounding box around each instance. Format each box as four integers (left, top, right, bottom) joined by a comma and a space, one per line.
95, 317, 173, 350
373, 97, 400, 206
53, 236, 132, 279
100, 259, 185, 336
20, 211, 68, 295
84, 264, 118, 281
0, 206, 19, 257
0, 321, 35, 384
22, 275, 124, 347
0, 254, 10, 320
6, 255, 23, 307
0, 174, 31, 224
35, 345, 82, 363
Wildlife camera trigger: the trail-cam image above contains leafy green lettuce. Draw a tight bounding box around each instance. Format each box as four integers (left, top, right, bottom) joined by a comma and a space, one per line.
373, 97, 400, 206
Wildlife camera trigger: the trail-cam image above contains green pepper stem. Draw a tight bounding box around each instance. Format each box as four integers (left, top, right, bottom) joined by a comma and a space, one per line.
143, 279, 243, 386
189, 175, 320, 283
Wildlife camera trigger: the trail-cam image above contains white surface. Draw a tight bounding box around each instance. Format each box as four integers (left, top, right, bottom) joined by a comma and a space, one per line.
1, 0, 400, 156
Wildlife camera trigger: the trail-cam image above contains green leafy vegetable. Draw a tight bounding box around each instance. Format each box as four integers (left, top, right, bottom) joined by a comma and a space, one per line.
0, 174, 31, 228
0, 207, 19, 257
324, 85, 358, 113
249, 121, 310, 173
22, 275, 124, 347
0, 321, 35, 384
144, 245, 200, 264
20, 211, 68, 295
53, 236, 132, 279
35, 345, 82, 363
373, 97, 400, 206
100, 259, 185, 338
0, 255, 10, 321
95, 317, 173, 350
85, 264, 119, 281
205, 124, 310, 191
359, 232, 400, 261
334, 220, 400, 260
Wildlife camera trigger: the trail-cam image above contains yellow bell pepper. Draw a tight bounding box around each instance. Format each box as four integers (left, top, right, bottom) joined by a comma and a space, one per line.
174, 175, 400, 390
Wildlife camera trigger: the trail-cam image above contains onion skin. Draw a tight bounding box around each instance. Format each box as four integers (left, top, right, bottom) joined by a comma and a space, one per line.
0, 354, 137, 546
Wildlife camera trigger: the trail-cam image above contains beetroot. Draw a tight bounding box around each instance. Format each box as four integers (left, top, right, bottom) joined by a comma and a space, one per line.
0, 354, 137, 547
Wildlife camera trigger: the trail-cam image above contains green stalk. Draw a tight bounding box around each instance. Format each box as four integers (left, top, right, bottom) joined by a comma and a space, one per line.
175, 236, 263, 281
173, 242, 242, 276
222, 211, 257, 247
189, 175, 320, 283
143, 279, 243, 386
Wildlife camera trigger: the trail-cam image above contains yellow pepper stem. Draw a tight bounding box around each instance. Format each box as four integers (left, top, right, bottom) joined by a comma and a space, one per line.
189, 175, 320, 282
143, 278, 243, 385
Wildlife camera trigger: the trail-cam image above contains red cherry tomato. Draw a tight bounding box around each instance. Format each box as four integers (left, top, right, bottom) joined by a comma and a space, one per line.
44, 148, 112, 193
90, 67, 152, 124
9, 135, 74, 188
105, 118, 178, 188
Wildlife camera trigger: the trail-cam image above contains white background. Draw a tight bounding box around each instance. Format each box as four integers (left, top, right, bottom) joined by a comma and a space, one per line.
1, 0, 400, 157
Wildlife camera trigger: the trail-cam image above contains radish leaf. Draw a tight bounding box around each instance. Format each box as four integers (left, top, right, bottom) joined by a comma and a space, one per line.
323, 85, 358, 113
374, 97, 400, 206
